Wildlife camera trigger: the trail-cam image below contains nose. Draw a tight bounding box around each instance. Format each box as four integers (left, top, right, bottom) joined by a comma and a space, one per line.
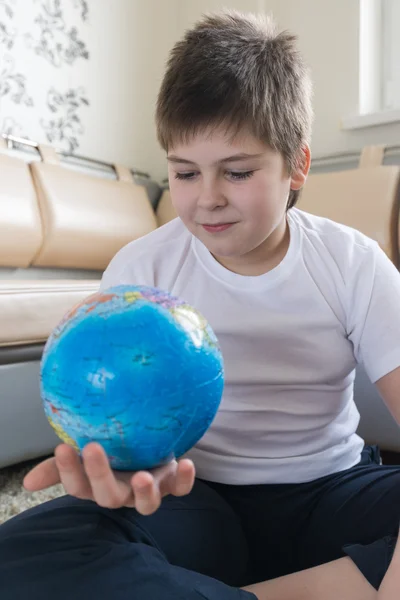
197, 181, 227, 211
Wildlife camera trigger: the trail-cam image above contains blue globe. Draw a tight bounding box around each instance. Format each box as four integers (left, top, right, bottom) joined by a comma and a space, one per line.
40, 285, 224, 471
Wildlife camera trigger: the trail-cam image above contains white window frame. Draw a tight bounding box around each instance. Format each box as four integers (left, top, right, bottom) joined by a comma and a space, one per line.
342, 0, 400, 130
382, 0, 400, 110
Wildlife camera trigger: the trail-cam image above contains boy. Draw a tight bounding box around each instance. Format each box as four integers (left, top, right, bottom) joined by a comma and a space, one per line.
1, 10, 400, 600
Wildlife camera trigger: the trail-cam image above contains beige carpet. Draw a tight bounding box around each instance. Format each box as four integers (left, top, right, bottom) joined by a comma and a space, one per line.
0, 458, 65, 525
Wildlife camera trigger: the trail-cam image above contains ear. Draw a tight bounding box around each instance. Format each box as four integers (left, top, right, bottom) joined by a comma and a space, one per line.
290, 144, 311, 191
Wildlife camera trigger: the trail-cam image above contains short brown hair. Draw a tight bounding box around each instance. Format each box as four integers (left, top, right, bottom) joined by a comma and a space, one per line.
156, 10, 313, 208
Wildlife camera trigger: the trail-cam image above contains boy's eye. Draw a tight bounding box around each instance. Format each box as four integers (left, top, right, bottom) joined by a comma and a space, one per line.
174, 172, 197, 180
228, 171, 254, 181
174, 170, 254, 181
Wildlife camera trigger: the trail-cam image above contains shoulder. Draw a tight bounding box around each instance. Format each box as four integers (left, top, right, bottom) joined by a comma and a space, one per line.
100, 218, 190, 289
290, 208, 379, 269
288, 208, 387, 300
108, 217, 189, 265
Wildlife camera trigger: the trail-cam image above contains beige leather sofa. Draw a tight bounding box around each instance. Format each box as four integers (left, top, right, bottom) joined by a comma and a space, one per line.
0, 139, 398, 470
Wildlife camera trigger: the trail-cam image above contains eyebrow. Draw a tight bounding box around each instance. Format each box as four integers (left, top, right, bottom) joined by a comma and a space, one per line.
167, 152, 264, 165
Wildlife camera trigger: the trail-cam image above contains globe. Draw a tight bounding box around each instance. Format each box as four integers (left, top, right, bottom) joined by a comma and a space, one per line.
40, 284, 224, 471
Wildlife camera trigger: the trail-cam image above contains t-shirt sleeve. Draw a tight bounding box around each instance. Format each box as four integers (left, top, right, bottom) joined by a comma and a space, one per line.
99, 243, 154, 292
347, 240, 400, 383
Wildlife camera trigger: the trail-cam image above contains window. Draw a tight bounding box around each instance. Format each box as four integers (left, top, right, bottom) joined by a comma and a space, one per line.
382, 0, 400, 110
343, 0, 400, 129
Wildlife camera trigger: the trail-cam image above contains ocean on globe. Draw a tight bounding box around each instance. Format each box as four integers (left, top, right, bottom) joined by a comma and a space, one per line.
40, 285, 224, 471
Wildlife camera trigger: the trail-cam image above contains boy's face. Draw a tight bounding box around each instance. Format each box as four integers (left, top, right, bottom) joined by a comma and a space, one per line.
167, 127, 310, 275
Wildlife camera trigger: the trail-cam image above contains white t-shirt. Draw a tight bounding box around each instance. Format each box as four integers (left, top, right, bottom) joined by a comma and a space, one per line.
100, 208, 400, 484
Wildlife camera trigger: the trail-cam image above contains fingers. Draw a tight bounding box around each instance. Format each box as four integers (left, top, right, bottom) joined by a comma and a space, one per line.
23, 456, 61, 491
55, 443, 93, 499
172, 459, 196, 496
131, 471, 162, 515
81, 443, 132, 508
130, 458, 194, 516
158, 458, 195, 497
24, 444, 195, 516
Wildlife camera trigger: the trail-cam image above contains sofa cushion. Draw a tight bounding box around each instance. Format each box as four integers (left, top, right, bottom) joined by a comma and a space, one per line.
0, 153, 43, 268
30, 160, 158, 270
0, 280, 100, 347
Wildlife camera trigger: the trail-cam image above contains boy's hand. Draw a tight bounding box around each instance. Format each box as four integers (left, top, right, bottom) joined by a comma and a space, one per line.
23, 443, 195, 515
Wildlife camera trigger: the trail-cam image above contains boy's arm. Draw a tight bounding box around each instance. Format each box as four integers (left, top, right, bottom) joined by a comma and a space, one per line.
346, 241, 400, 415
376, 368, 400, 425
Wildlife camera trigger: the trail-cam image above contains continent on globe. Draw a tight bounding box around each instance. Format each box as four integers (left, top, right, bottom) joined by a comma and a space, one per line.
40, 285, 224, 471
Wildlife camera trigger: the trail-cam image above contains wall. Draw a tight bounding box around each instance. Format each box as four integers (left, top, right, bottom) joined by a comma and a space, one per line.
0, 0, 179, 181
177, 0, 266, 29
80, 1, 179, 181
265, 0, 400, 159
0, 0, 92, 152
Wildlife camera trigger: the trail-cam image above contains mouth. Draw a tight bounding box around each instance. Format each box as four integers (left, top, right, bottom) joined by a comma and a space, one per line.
201, 223, 236, 233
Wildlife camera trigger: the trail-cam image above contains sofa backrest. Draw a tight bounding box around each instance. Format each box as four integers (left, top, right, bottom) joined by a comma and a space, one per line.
1, 140, 400, 275
0, 143, 158, 274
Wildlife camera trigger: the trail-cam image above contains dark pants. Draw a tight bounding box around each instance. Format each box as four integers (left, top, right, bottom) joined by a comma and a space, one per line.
0, 446, 399, 600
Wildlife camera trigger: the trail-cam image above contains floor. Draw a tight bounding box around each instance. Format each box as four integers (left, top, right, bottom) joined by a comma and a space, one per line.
0, 455, 65, 525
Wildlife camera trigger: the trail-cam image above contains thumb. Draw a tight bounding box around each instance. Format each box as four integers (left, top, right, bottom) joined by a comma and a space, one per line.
23, 457, 61, 491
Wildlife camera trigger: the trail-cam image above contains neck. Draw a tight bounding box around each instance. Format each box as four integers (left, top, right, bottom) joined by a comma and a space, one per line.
214, 215, 290, 276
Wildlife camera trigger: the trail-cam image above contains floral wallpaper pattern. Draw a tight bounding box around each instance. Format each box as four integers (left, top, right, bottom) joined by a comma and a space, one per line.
0, 0, 90, 152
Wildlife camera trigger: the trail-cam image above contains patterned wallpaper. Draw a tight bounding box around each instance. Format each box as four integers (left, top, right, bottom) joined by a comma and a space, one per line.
0, 0, 90, 153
